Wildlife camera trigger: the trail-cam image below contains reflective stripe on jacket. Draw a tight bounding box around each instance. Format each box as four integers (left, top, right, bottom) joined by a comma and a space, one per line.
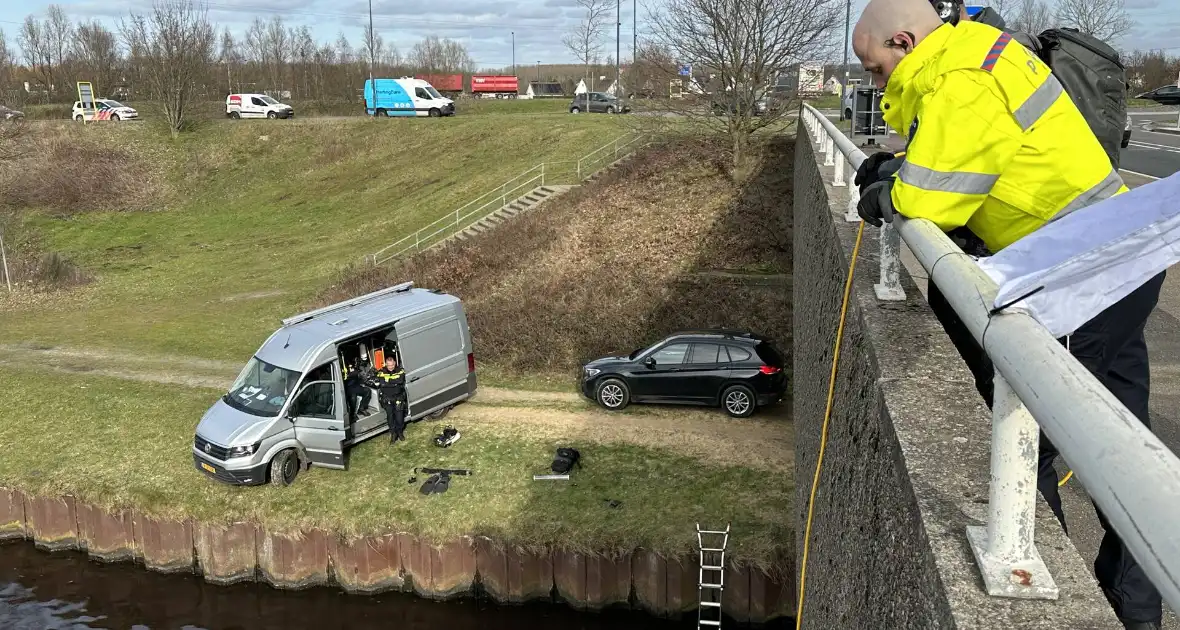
880, 21, 1126, 253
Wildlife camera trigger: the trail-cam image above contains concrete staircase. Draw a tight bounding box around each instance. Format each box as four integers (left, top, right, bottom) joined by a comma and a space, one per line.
449, 185, 574, 243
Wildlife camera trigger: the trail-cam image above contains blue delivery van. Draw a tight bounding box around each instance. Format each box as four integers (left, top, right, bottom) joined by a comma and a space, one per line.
365, 78, 456, 117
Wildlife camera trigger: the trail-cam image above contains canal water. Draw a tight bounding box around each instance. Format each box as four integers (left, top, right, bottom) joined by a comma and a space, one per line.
0, 541, 685, 630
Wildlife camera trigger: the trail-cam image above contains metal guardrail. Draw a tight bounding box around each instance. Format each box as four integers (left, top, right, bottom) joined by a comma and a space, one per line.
367, 133, 645, 266
800, 103, 1180, 608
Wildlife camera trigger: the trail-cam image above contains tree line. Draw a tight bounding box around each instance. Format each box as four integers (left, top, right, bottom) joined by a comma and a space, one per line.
0, 2, 479, 107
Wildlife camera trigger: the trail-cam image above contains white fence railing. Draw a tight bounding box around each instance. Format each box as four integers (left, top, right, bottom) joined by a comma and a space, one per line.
366, 133, 645, 266
800, 103, 1180, 608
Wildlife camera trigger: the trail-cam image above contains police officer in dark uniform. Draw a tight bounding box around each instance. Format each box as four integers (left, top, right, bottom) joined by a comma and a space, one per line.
370, 352, 408, 444
343, 356, 373, 423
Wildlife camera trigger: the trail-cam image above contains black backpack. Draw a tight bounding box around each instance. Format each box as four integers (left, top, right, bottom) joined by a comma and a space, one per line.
551, 447, 581, 474
1034, 28, 1126, 170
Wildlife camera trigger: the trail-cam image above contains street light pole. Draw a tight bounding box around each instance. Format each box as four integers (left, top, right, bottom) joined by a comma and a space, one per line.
842, 0, 850, 116
511, 31, 516, 76
368, 0, 375, 115
615, 0, 621, 97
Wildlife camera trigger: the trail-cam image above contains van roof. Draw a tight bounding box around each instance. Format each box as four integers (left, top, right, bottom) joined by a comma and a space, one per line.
254, 282, 459, 372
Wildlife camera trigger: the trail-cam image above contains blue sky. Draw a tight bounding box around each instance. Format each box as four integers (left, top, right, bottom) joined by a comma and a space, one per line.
1, 0, 1178, 69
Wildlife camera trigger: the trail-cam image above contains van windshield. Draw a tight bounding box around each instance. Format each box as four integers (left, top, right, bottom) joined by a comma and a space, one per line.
261, 96, 279, 105
223, 356, 301, 417
426, 86, 443, 99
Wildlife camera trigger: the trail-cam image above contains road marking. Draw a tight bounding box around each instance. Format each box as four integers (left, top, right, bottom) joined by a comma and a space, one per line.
1128, 140, 1180, 154
1139, 129, 1180, 138
1119, 168, 1161, 181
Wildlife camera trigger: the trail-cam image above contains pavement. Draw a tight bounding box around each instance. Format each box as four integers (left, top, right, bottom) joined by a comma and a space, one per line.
861, 122, 1180, 627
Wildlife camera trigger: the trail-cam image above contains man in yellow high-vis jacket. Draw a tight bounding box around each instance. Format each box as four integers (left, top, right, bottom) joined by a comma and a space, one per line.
852, 1, 1164, 627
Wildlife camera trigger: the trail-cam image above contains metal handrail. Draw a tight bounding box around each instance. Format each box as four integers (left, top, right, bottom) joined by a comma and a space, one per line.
801, 103, 1180, 609
367, 133, 643, 265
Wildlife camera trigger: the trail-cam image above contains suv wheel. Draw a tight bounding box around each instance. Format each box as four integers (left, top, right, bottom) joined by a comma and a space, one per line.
844, 107, 852, 121
269, 449, 299, 486
570, 106, 581, 114
595, 378, 630, 411
721, 384, 756, 418
606, 105, 615, 114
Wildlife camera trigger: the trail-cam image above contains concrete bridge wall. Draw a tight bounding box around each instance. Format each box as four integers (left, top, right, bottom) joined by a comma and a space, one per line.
791, 132, 1121, 629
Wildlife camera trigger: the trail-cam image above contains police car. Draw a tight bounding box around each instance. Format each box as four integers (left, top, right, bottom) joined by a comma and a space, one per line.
72, 99, 139, 122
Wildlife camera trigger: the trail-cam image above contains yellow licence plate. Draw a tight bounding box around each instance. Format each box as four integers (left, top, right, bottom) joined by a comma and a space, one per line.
201, 462, 216, 474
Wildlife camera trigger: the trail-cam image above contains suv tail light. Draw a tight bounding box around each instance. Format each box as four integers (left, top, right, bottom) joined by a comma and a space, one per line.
759, 365, 781, 375
467, 353, 476, 373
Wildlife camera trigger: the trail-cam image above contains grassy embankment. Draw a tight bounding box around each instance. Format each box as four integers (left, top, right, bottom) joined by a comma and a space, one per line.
0, 111, 795, 567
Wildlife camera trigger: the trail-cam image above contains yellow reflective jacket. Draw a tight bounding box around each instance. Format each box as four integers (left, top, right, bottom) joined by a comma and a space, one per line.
881, 22, 1125, 253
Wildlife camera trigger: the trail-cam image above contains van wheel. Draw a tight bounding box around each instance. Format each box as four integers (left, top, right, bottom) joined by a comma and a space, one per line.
844, 108, 852, 121
375, 108, 386, 117
721, 384, 756, 418
230, 111, 240, 119
75, 115, 84, 122
595, 378, 630, 411
269, 449, 299, 487
426, 406, 451, 421
267, 111, 277, 119
429, 108, 442, 118
570, 106, 580, 114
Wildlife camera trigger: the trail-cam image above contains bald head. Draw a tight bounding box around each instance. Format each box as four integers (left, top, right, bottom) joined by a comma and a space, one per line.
853, 0, 945, 88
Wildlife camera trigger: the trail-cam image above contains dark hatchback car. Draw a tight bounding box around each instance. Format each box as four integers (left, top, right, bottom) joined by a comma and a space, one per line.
1137, 85, 1180, 106
580, 330, 787, 417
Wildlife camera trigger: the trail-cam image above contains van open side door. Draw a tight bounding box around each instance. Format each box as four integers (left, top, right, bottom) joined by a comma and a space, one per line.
289, 371, 346, 469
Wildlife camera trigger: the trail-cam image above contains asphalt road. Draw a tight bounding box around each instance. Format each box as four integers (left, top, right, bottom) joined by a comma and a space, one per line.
1122, 113, 1180, 181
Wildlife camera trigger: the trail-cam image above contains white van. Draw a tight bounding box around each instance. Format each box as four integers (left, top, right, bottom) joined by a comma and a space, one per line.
192, 282, 477, 487
226, 93, 295, 119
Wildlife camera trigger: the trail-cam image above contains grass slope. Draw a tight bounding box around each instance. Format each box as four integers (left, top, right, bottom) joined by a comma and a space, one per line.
1, 113, 623, 360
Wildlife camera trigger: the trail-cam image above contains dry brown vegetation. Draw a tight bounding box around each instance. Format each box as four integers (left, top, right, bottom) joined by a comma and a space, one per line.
0, 126, 165, 216
322, 135, 795, 377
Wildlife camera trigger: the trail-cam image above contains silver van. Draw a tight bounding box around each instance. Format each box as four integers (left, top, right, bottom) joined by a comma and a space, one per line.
192, 282, 476, 486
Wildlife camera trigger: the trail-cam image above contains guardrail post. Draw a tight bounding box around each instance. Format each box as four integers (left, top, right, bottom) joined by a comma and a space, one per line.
813, 114, 823, 144
966, 371, 1060, 601
541, 162, 546, 187
501, 183, 507, 208
844, 176, 861, 222
823, 133, 835, 166
873, 224, 906, 301
833, 152, 845, 186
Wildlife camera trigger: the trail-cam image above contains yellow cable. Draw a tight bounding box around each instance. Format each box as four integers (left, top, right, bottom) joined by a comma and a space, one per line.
1059, 470, 1073, 486
796, 221, 866, 630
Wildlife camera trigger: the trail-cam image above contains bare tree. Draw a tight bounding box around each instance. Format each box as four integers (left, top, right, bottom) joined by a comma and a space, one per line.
72, 21, 119, 94
263, 16, 288, 92
18, 16, 54, 97
1055, 0, 1132, 40
646, 0, 840, 167
0, 30, 16, 102
409, 35, 474, 73
218, 28, 242, 93
983, 0, 1011, 16
44, 6, 73, 98
1012, 0, 1055, 34
562, 0, 611, 83
120, 0, 215, 137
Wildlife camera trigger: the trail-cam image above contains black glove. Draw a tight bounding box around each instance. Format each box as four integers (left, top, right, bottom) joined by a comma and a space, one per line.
854, 152, 904, 193
857, 179, 895, 227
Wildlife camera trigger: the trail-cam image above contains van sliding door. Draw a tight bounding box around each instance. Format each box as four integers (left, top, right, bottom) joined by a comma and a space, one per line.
394, 306, 469, 418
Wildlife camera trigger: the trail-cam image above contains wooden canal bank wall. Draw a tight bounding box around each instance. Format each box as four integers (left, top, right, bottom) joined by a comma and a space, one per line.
0, 488, 794, 624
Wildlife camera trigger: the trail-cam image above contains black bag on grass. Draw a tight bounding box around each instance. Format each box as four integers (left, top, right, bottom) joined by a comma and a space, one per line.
551, 447, 581, 474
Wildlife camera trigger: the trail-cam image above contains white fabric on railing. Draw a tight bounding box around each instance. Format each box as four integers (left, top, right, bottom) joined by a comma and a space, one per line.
977, 172, 1180, 337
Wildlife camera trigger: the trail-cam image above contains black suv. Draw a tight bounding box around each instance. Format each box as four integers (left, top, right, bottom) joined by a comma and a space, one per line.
580, 330, 787, 417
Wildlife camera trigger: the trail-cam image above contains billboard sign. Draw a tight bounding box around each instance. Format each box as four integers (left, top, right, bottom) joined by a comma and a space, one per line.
797, 62, 824, 95
76, 82, 95, 124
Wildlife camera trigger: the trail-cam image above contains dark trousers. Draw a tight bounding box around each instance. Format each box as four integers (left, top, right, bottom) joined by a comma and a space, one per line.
927, 271, 1166, 623
345, 381, 371, 420
382, 398, 406, 441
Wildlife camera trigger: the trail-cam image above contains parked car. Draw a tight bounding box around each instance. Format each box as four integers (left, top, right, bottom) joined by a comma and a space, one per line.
226, 93, 295, 119
711, 94, 771, 117
569, 92, 629, 114
1136, 85, 1180, 106
364, 78, 455, 117
580, 330, 787, 418
0, 105, 23, 121
192, 281, 477, 487
1122, 113, 1132, 148
72, 98, 138, 121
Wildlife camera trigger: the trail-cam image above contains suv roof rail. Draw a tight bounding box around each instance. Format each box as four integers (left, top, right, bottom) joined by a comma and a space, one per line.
281, 281, 414, 327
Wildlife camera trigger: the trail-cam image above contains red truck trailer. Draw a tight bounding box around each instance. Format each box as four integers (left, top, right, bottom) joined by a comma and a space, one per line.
416, 74, 463, 93
471, 75, 519, 97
